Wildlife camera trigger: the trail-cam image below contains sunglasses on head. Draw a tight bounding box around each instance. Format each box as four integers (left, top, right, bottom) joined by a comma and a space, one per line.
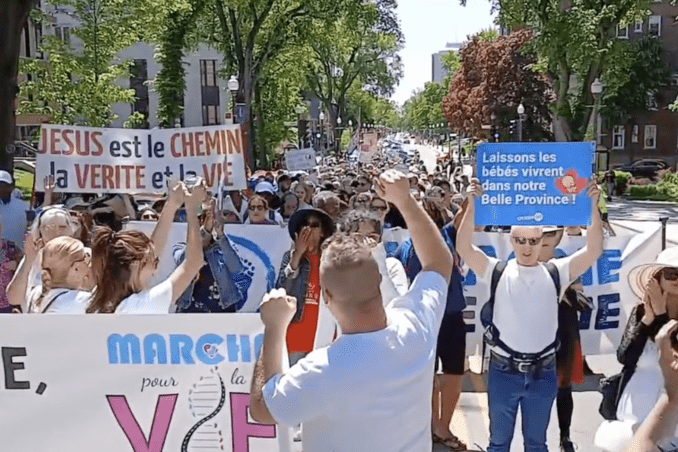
512, 236, 542, 246
662, 267, 678, 281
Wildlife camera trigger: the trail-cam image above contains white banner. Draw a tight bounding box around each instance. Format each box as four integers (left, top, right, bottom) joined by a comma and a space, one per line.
37, 124, 247, 193
462, 224, 663, 358
124, 222, 293, 313
284, 148, 316, 172
0, 315, 297, 452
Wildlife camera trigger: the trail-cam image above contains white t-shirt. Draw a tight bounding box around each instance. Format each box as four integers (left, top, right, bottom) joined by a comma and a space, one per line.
479, 257, 574, 355
115, 280, 173, 314
0, 197, 27, 250
263, 271, 447, 452
36, 289, 91, 314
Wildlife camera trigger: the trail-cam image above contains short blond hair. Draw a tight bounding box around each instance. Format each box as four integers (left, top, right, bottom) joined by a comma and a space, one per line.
321, 233, 374, 271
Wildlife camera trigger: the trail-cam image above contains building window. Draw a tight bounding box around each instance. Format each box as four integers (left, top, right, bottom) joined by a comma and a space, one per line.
202, 105, 220, 126
200, 59, 220, 126
130, 59, 149, 128
200, 60, 217, 87
649, 15, 661, 36
634, 20, 643, 33
644, 125, 657, 149
612, 126, 625, 149
648, 92, 658, 110
54, 26, 70, 44
617, 25, 629, 39
632, 125, 639, 143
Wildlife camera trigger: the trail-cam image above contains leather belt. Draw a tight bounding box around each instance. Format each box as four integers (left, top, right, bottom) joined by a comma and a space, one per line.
490, 351, 556, 373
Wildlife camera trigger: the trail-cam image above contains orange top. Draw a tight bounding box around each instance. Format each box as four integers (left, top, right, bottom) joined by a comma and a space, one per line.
286, 252, 321, 353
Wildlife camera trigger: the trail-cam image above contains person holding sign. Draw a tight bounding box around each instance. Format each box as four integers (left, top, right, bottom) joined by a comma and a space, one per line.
86, 180, 206, 314
250, 170, 453, 452
457, 177, 603, 452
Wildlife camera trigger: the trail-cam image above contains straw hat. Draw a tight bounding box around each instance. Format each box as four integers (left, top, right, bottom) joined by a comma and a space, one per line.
628, 247, 678, 300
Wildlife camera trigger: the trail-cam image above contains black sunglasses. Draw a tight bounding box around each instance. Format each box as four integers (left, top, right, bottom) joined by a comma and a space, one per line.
662, 268, 678, 281
512, 236, 542, 246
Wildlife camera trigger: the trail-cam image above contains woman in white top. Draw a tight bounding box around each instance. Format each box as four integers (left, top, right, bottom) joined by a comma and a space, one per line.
86, 181, 205, 314
313, 209, 408, 349
7, 205, 77, 311
28, 236, 93, 314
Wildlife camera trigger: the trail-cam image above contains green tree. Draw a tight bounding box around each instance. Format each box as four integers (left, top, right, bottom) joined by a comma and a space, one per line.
208, 0, 336, 168
19, 0, 142, 127
0, 0, 38, 170
492, 0, 648, 141
401, 81, 447, 132
602, 37, 670, 125
154, 0, 207, 128
304, 0, 403, 150
253, 46, 310, 167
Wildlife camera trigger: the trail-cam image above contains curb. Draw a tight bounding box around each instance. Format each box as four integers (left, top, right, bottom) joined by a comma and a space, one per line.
611, 221, 678, 246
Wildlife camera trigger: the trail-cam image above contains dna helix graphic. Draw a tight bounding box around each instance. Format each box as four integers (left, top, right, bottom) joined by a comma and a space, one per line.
182, 367, 226, 452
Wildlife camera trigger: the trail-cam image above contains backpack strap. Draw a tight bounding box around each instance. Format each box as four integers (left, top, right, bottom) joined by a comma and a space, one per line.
41, 290, 70, 313
543, 261, 561, 300
481, 261, 506, 373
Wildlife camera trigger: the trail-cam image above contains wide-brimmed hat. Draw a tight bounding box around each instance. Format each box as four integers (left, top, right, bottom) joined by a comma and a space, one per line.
628, 247, 678, 299
287, 208, 335, 241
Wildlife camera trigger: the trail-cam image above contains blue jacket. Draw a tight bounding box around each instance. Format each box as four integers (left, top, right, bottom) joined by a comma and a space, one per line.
276, 249, 312, 323
173, 235, 247, 312
395, 222, 466, 314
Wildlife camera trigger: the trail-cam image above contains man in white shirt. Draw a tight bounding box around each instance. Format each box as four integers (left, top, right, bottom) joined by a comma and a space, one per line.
0, 170, 27, 250
457, 178, 604, 452
249, 169, 454, 452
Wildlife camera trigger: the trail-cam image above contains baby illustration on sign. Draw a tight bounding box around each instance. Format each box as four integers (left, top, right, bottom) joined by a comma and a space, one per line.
556, 170, 588, 196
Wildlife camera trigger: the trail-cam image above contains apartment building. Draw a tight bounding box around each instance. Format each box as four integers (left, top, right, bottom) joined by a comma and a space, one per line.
603, 1, 678, 167
15, 1, 231, 139
432, 42, 462, 83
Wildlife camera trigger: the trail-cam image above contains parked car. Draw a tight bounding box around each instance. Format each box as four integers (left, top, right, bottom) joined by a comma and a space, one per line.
614, 159, 669, 178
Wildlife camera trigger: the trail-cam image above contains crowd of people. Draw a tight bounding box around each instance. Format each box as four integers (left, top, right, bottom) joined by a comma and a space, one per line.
1, 141, 678, 452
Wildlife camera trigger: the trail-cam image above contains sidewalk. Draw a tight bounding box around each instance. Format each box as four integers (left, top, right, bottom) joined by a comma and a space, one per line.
607, 197, 678, 246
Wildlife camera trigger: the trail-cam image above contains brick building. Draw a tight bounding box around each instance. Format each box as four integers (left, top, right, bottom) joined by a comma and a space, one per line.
602, 1, 678, 168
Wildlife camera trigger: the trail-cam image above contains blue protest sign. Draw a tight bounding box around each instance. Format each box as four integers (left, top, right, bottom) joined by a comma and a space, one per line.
475, 142, 594, 226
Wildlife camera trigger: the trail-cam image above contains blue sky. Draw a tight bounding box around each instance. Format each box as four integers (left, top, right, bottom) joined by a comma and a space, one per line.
391, 0, 497, 105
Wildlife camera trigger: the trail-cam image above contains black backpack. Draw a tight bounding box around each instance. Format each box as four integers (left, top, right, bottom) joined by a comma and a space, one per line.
479, 260, 561, 371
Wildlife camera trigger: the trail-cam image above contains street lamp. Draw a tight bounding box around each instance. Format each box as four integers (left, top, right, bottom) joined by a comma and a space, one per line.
591, 78, 607, 171
490, 112, 497, 142
318, 112, 325, 153
517, 103, 526, 142
335, 117, 342, 154
228, 76, 239, 123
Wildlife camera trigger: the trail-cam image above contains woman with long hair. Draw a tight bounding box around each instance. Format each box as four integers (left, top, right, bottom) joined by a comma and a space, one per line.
7, 206, 77, 310
28, 236, 93, 314
86, 182, 206, 314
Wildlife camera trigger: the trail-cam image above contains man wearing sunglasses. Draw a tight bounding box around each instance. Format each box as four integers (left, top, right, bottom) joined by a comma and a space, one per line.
457, 177, 604, 452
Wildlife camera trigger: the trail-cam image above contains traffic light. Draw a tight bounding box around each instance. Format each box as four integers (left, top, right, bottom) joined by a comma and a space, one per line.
509, 120, 516, 139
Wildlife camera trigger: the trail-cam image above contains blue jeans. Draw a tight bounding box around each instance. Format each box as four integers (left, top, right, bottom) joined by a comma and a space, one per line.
487, 357, 557, 452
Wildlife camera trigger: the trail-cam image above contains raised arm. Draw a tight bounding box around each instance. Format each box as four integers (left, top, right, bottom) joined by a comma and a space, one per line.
626, 320, 678, 452
167, 182, 206, 303
567, 179, 604, 282
375, 170, 452, 283
151, 181, 185, 258
456, 178, 491, 279
6, 235, 38, 306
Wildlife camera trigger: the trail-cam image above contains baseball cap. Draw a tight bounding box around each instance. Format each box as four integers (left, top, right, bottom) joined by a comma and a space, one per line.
255, 181, 276, 195
0, 170, 12, 185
